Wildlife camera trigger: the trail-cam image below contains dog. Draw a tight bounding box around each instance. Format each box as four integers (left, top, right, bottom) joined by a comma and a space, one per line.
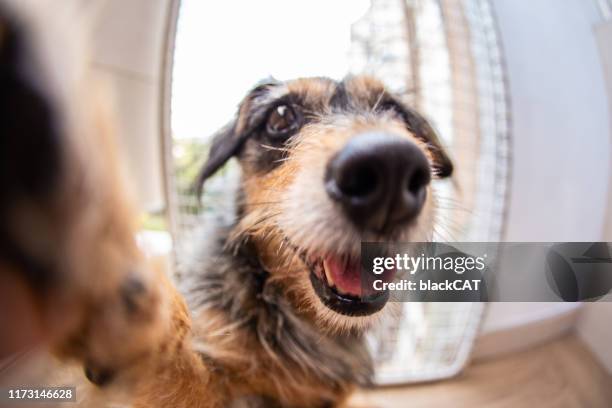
176, 75, 454, 407
0, 2, 453, 407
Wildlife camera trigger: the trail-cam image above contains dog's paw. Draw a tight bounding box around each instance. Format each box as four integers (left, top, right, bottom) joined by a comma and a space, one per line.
0, 4, 175, 383
53, 259, 175, 387
0, 6, 77, 356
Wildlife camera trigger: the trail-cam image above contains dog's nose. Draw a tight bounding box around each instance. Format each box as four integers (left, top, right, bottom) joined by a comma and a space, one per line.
325, 132, 431, 233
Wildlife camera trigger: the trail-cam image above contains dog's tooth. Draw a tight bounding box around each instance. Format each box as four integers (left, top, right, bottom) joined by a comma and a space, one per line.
323, 259, 335, 286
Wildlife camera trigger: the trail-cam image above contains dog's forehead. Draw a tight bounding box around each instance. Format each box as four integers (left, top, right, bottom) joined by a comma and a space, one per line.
285, 77, 336, 103
341, 76, 388, 101
282, 75, 389, 108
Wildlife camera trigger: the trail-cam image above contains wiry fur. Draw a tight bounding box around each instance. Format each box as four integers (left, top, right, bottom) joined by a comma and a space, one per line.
178, 225, 373, 407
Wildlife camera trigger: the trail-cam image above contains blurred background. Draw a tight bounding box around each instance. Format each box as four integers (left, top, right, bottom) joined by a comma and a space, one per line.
2, 0, 612, 406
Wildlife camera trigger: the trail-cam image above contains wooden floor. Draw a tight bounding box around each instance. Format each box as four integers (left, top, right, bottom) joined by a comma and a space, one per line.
349, 335, 612, 408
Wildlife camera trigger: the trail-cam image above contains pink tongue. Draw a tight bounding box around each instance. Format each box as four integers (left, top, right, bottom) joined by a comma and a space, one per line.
324, 256, 397, 298
325, 257, 363, 297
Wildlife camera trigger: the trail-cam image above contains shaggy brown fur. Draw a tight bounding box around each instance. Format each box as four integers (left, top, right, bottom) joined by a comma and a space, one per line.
0, 3, 453, 407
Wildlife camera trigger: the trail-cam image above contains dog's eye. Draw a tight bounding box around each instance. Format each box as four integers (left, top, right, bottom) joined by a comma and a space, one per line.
266, 104, 299, 136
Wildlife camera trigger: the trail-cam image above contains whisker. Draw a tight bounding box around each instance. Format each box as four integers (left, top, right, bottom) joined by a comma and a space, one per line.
244, 201, 283, 207
260, 144, 292, 153
371, 90, 387, 112
434, 221, 464, 240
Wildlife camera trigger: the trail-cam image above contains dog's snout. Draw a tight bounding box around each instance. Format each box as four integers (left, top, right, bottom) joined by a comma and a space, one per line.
325, 132, 431, 233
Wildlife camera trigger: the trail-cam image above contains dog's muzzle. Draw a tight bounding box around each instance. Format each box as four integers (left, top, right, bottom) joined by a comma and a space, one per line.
307, 132, 430, 316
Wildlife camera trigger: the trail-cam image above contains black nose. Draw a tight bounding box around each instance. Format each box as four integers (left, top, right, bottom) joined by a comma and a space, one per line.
325, 132, 431, 233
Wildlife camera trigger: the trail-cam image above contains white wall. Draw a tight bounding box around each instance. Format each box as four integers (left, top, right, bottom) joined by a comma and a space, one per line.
598, 20, 612, 241
577, 18, 612, 374
89, 0, 171, 212
493, 0, 610, 242
578, 303, 612, 373
483, 0, 611, 358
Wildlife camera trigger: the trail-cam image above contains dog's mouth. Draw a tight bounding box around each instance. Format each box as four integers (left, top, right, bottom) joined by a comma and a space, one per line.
304, 253, 395, 317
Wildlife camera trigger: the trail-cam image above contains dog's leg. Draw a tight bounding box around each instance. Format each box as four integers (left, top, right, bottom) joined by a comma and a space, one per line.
0, 7, 227, 406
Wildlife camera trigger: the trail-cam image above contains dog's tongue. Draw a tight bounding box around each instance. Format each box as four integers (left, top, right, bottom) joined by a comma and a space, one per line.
323, 257, 363, 297
323, 256, 396, 298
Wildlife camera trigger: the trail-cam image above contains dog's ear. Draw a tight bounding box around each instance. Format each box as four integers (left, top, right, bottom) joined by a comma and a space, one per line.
404, 108, 453, 178
193, 121, 240, 198
194, 78, 281, 197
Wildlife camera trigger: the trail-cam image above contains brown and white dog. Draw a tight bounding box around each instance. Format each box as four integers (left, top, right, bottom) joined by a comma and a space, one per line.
0, 2, 453, 407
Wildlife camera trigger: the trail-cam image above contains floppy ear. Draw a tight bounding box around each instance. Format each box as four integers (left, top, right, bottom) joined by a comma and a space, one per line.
404, 108, 453, 178
193, 121, 242, 198
193, 78, 282, 197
